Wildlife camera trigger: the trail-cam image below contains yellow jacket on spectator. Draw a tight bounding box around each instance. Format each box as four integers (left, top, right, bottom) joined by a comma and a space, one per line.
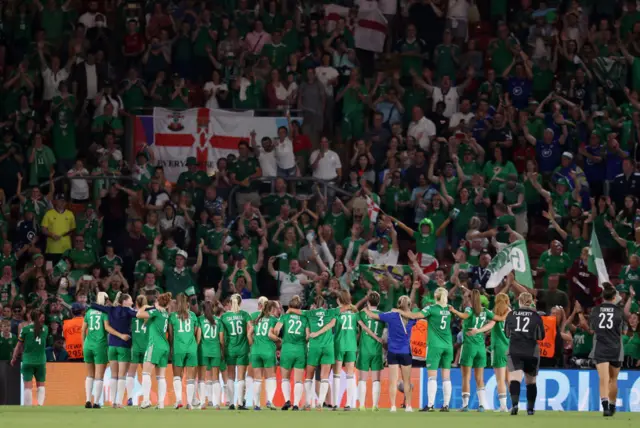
42, 209, 76, 254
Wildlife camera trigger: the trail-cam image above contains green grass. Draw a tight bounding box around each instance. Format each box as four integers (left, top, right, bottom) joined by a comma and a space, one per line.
2, 407, 640, 428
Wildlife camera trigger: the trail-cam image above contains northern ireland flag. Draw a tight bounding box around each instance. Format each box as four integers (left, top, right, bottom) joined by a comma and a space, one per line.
133, 108, 296, 182
366, 195, 380, 223
324, 3, 387, 53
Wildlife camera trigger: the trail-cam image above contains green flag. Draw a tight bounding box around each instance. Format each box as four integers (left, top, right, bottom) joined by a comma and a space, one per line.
591, 56, 628, 92
486, 240, 533, 288
588, 227, 609, 285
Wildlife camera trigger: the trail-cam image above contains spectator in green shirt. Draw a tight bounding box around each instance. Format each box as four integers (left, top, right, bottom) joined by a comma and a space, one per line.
229, 140, 262, 208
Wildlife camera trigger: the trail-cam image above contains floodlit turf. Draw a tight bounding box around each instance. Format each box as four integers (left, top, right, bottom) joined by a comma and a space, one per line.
2, 407, 640, 428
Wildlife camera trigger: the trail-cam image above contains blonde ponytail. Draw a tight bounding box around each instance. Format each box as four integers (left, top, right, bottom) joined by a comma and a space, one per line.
231, 293, 242, 313
96, 291, 108, 305
114, 291, 123, 307
435, 287, 448, 306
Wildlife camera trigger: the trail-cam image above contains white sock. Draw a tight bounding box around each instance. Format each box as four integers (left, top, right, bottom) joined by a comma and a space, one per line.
462, 392, 470, 407
85, 377, 94, 403
443, 380, 452, 406
109, 377, 117, 404
253, 379, 262, 407
427, 377, 437, 407
319, 379, 330, 405
157, 376, 167, 408
346, 375, 355, 408
236, 380, 245, 406
186, 380, 196, 406
24, 388, 32, 406
499, 393, 507, 409
293, 382, 303, 406
372, 381, 381, 408
94, 379, 104, 403
265, 377, 277, 403
477, 388, 486, 408
116, 379, 126, 405
199, 381, 208, 405
282, 379, 291, 403
358, 380, 367, 408
141, 373, 151, 404
225, 379, 234, 405
126, 375, 135, 403
305, 380, 314, 406
212, 381, 221, 406
173, 376, 183, 404
245, 377, 253, 405
333, 375, 341, 407
37, 386, 45, 406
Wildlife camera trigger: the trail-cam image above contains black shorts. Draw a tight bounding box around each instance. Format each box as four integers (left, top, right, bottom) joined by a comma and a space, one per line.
594, 359, 622, 368
507, 355, 540, 376
388, 352, 412, 366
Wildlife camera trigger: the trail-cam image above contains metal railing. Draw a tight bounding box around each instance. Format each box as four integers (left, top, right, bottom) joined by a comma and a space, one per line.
9, 175, 142, 205
228, 176, 354, 216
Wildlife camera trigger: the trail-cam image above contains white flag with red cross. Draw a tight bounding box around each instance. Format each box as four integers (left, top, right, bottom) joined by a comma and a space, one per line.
366, 196, 380, 223
149, 108, 297, 182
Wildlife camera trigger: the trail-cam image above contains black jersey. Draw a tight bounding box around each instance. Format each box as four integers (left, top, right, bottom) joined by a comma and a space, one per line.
589, 302, 625, 362
505, 308, 546, 357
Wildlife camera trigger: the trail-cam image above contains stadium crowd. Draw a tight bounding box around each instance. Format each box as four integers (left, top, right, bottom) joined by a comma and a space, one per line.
2, 0, 640, 372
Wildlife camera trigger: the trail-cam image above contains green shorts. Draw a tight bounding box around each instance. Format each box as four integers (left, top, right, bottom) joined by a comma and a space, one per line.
225, 353, 249, 366
491, 346, 508, 368
250, 351, 277, 369
145, 344, 169, 368
459, 344, 486, 368
131, 350, 146, 364
173, 352, 198, 367
84, 345, 108, 365
21, 363, 46, 382
199, 355, 222, 370
335, 349, 357, 363
108, 346, 131, 363
356, 352, 383, 371
280, 349, 306, 370
307, 345, 335, 367
426, 346, 453, 370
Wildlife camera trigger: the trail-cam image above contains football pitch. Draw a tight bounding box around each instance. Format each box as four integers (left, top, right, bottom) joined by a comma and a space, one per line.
2, 407, 640, 428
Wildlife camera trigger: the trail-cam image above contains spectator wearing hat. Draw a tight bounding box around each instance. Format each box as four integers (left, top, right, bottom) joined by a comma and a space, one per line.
150, 235, 203, 297
176, 156, 210, 191
41, 194, 76, 264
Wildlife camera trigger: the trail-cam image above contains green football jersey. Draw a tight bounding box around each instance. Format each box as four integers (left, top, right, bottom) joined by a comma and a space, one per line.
491, 320, 509, 350
462, 307, 494, 346
358, 310, 385, 354
421, 305, 452, 347
19, 324, 48, 365
131, 317, 149, 353
250, 311, 260, 320
169, 311, 198, 354
252, 316, 278, 353
99, 254, 123, 275
146, 309, 169, 350
198, 315, 222, 357
279, 313, 308, 348
221, 310, 251, 353
83, 309, 108, 347
0, 333, 18, 360
334, 310, 358, 352
303, 308, 335, 348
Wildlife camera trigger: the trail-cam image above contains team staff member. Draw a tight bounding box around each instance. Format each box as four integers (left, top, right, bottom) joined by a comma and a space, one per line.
41, 193, 76, 264
365, 295, 415, 413
591, 284, 626, 417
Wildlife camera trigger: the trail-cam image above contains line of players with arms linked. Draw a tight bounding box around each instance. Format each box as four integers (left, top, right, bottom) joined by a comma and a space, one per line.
10, 273, 627, 416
